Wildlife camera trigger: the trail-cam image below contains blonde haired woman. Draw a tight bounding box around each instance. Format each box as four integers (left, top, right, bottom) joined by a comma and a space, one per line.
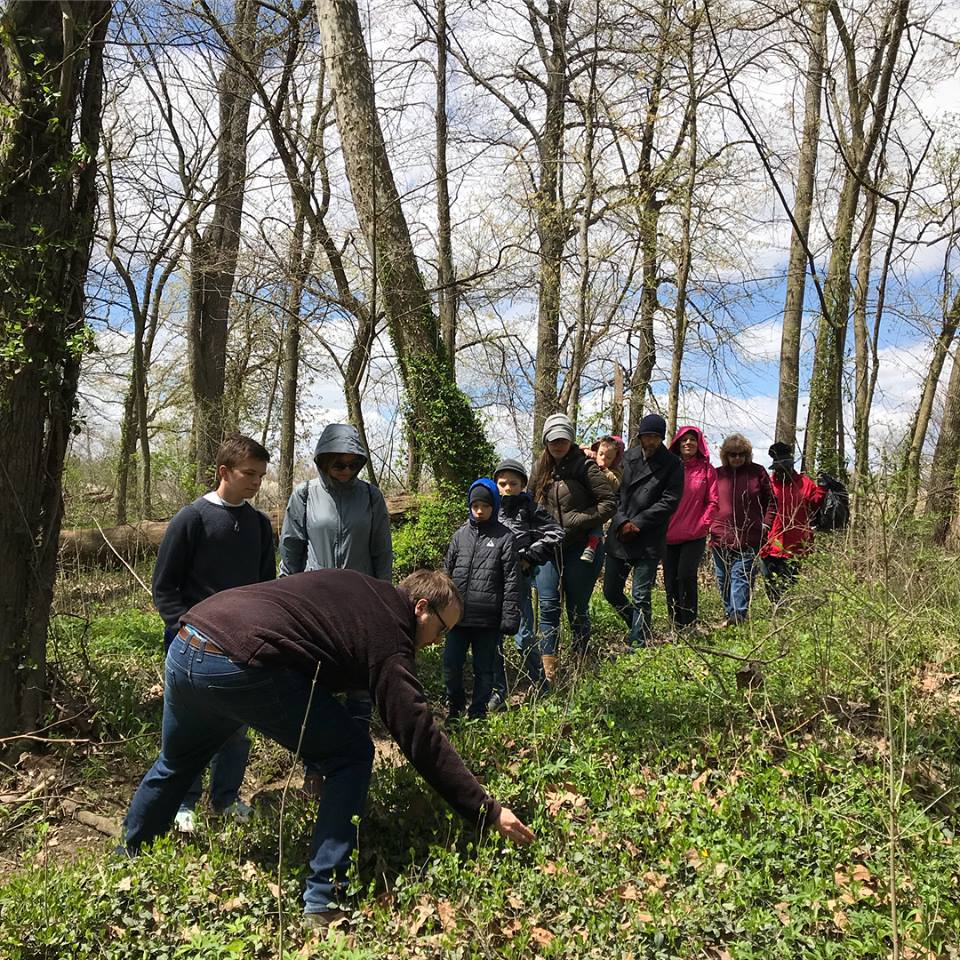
709, 434, 776, 625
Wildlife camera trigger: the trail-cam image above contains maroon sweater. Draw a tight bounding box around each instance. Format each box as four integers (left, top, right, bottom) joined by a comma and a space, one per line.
184, 570, 500, 827
710, 463, 777, 550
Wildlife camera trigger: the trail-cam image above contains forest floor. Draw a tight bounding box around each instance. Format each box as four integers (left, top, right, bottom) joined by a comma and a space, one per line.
1, 524, 960, 959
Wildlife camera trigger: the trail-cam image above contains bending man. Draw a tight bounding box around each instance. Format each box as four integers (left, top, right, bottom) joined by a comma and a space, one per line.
121, 568, 533, 926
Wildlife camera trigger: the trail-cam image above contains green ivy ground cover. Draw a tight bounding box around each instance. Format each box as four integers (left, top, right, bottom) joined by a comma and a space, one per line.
2, 538, 959, 959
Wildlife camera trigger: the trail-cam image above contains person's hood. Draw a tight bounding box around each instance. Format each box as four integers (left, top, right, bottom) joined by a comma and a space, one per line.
590, 435, 625, 470
669, 425, 710, 460
313, 424, 368, 470
468, 477, 501, 516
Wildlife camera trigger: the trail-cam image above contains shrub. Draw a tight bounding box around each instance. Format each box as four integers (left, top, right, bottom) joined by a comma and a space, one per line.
392, 490, 463, 578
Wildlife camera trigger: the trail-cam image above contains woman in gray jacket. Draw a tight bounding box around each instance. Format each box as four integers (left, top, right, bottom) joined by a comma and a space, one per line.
279, 424, 392, 795
279, 424, 392, 580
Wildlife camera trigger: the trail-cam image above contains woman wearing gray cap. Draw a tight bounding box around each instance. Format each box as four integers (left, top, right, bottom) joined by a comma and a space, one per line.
529, 413, 616, 681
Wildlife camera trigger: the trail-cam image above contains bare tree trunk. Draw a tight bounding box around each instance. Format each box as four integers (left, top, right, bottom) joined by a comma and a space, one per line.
611, 362, 624, 438
627, 5, 674, 440
188, 0, 260, 486
803, 0, 910, 476
926, 347, 960, 543
667, 18, 699, 439
314, 0, 493, 488
776, 0, 826, 446
628, 200, 661, 439
530, 0, 572, 454
0, 1, 111, 738
115, 384, 138, 523
561, 0, 600, 425
278, 210, 310, 507
904, 292, 960, 512
434, 0, 457, 372
852, 187, 877, 482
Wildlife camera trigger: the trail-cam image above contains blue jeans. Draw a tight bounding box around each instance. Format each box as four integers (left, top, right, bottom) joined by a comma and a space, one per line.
535, 540, 605, 657
492, 567, 540, 698
126, 629, 374, 914
603, 554, 659, 646
304, 690, 372, 783
712, 546, 758, 622
444, 626, 499, 718
164, 626, 249, 812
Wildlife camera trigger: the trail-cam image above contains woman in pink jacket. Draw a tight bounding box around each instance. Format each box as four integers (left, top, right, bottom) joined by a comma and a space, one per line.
663, 426, 718, 630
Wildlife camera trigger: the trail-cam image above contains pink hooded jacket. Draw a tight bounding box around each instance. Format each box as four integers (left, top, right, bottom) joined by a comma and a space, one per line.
666, 426, 719, 545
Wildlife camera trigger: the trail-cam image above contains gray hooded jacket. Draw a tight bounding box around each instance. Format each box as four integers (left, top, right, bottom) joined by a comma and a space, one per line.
279, 425, 393, 580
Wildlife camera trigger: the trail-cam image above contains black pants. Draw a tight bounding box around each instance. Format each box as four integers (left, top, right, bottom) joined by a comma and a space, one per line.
762, 556, 800, 605
662, 537, 706, 629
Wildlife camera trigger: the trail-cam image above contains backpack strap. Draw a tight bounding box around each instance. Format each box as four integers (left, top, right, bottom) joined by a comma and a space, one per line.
298, 478, 312, 531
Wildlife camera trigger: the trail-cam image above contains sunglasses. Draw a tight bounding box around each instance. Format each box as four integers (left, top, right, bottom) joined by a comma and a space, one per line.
329, 459, 363, 472
427, 600, 455, 636
728, 451, 747, 457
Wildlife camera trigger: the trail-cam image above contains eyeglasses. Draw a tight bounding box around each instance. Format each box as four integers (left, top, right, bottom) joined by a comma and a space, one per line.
427, 600, 454, 636
728, 451, 747, 458
329, 459, 363, 473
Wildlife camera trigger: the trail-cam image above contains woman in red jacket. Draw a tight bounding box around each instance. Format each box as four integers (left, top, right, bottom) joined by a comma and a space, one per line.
760, 442, 825, 605
663, 426, 718, 630
709, 434, 777, 625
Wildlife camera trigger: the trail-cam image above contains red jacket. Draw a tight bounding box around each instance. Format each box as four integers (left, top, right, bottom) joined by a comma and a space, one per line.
761, 471, 825, 559
710, 462, 776, 550
666, 426, 718, 545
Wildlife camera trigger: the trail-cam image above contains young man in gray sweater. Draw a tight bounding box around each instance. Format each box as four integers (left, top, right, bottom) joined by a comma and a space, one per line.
151, 434, 275, 832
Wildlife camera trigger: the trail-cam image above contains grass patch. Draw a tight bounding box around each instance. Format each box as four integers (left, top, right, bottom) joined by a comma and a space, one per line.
2, 527, 959, 957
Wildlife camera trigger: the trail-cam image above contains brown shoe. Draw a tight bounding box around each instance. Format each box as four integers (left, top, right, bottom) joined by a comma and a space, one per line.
541, 654, 558, 683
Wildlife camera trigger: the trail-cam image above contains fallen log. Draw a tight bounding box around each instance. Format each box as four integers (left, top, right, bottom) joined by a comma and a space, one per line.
58, 494, 419, 568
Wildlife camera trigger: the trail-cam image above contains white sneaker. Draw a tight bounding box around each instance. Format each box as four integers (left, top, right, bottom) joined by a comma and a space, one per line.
220, 800, 253, 824
174, 808, 196, 834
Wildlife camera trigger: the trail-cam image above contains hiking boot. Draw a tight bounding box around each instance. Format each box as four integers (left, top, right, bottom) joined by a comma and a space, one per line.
303, 908, 349, 933
218, 800, 253, 824
174, 808, 196, 834
487, 691, 508, 714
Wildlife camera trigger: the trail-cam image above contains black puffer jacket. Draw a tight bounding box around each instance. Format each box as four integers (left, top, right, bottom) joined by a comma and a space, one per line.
533, 448, 616, 548
608, 442, 684, 562
445, 518, 521, 634
498, 493, 564, 567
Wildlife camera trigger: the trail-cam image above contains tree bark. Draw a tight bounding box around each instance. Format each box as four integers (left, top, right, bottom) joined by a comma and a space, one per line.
0, 0, 111, 738
434, 0, 457, 372
313, 0, 493, 488
667, 16, 699, 440
851, 186, 877, 484
188, 0, 260, 486
904, 292, 960, 512
530, 0, 572, 454
775, 0, 826, 446
925, 347, 960, 544
803, 0, 910, 476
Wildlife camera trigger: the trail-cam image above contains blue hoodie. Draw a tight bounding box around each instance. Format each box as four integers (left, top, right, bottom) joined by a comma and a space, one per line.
468, 477, 501, 520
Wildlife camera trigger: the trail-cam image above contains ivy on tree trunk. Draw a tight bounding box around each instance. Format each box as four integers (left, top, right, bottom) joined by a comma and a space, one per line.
0, 0, 111, 738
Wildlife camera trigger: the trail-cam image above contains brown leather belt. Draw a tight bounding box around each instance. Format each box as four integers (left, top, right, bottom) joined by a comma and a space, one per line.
176, 625, 227, 656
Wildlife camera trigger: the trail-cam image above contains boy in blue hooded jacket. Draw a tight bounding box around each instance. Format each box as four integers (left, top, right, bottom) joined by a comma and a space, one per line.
443, 479, 522, 720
